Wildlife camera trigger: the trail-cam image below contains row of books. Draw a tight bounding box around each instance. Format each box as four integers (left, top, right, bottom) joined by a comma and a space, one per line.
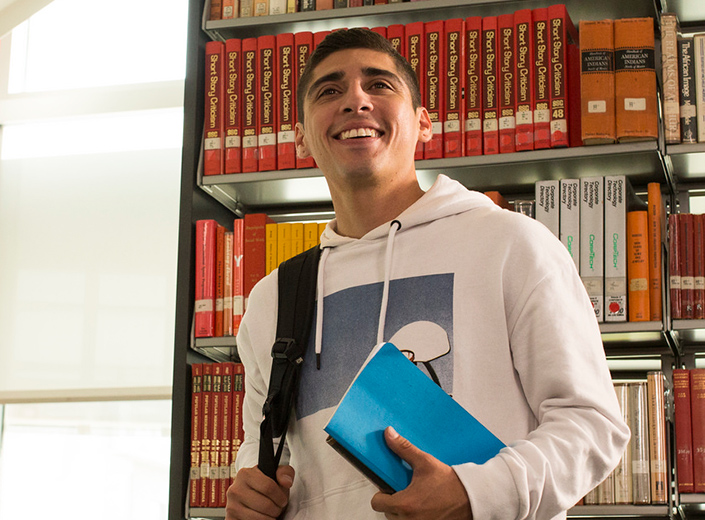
204, 5, 629, 176
584, 374, 668, 505
669, 213, 705, 320
534, 178, 663, 323
673, 368, 705, 493
660, 14, 705, 144
189, 362, 245, 508
195, 216, 325, 338
208, 0, 418, 19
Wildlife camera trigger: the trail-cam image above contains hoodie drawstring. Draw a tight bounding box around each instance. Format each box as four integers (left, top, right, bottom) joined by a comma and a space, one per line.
314, 246, 331, 369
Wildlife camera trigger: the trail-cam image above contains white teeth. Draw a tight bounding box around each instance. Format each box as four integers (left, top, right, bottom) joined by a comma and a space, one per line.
338, 128, 379, 140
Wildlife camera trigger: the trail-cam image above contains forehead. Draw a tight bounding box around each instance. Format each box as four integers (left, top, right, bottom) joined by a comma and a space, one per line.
310, 48, 402, 83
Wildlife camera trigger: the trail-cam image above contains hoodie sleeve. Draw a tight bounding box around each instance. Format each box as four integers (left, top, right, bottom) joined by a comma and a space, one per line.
453, 216, 630, 520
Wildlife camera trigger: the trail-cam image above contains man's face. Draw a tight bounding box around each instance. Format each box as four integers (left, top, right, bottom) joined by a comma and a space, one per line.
295, 48, 431, 187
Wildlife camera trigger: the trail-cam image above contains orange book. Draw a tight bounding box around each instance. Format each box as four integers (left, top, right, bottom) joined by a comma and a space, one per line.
294, 32, 315, 169
189, 364, 203, 507
232, 219, 245, 335
674, 368, 694, 493
579, 20, 615, 145
424, 20, 444, 159
219, 362, 235, 506
532, 8, 551, 149
242, 38, 258, 172
222, 0, 238, 18
253, 0, 268, 16
498, 13, 515, 154
482, 16, 499, 155
692, 369, 705, 492
406, 22, 425, 161
627, 210, 650, 321
484, 191, 511, 210
514, 9, 534, 151
204, 41, 225, 176
231, 363, 246, 484
208, 363, 223, 507
443, 18, 464, 158
277, 33, 296, 171
669, 214, 682, 319
316, 0, 333, 9
647, 183, 663, 321
464, 16, 483, 156
224, 38, 242, 174
243, 213, 275, 309
215, 224, 226, 337
210, 0, 223, 19
258, 35, 277, 172
195, 220, 217, 338
614, 17, 658, 141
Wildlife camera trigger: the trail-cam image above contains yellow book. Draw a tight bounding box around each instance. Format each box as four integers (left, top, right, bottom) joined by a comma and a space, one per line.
304, 222, 319, 249
318, 222, 327, 243
277, 223, 292, 267
291, 223, 304, 257
265, 223, 278, 275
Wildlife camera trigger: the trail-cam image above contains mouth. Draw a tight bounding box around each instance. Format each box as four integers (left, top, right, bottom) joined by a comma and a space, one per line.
335, 127, 384, 140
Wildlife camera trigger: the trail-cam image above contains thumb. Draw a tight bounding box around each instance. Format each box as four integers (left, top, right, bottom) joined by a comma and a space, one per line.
276, 465, 295, 490
384, 426, 428, 469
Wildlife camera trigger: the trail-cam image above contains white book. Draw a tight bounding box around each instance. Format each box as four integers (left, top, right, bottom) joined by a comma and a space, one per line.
604, 176, 627, 322
559, 179, 580, 271
694, 34, 705, 142
613, 383, 633, 504
629, 382, 651, 504
660, 13, 681, 144
535, 180, 559, 238
580, 177, 605, 322
268, 0, 286, 14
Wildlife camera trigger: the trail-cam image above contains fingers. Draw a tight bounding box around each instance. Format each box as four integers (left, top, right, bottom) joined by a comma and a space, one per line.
384, 426, 429, 469
225, 466, 293, 520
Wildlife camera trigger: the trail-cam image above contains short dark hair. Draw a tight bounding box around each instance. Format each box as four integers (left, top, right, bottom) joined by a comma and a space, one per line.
296, 28, 422, 125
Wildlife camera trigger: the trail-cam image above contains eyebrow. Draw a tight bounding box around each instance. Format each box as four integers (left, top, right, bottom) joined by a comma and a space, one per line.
306, 66, 401, 99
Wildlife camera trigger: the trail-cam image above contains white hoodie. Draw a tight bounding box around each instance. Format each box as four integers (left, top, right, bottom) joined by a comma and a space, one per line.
234, 174, 630, 519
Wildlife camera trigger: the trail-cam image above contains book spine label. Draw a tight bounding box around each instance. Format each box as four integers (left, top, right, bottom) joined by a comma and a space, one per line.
580, 20, 616, 144
242, 38, 258, 172
204, 41, 225, 176
277, 33, 296, 171
406, 22, 425, 161
482, 16, 499, 155
424, 20, 444, 159
195, 220, 217, 337
514, 9, 533, 151
661, 13, 681, 143
580, 177, 604, 322
258, 35, 277, 172
498, 13, 515, 154
679, 38, 698, 144
294, 32, 315, 169
532, 8, 550, 149
535, 180, 559, 237
559, 179, 580, 271
443, 19, 464, 158
464, 17, 483, 156
232, 219, 244, 335
604, 176, 627, 321
224, 39, 242, 174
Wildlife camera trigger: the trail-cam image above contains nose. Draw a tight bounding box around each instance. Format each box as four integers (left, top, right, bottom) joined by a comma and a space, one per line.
342, 82, 372, 113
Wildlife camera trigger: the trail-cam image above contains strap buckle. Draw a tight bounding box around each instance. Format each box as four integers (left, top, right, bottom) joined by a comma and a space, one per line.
272, 337, 304, 365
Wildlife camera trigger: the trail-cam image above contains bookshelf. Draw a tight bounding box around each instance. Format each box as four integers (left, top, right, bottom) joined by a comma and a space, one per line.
169, 0, 705, 519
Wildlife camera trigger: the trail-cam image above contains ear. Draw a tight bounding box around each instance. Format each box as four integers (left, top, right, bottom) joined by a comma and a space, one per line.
416, 107, 433, 144
295, 122, 311, 159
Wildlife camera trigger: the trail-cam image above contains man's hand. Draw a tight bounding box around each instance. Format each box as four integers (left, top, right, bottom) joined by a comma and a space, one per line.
370, 427, 473, 520
225, 465, 295, 520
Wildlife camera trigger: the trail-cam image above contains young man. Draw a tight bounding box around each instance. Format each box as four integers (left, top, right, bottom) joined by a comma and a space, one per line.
226, 29, 629, 520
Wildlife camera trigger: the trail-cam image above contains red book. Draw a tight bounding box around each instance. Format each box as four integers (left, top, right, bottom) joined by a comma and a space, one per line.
219, 362, 235, 506
243, 213, 275, 309
387, 24, 405, 56
464, 16, 483, 156
204, 41, 225, 176
695, 213, 705, 318
224, 39, 242, 174
199, 363, 213, 507
294, 32, 315, 169
692, 369, 705, 492
215, 224, 226, 337
277, 33, 296, 171
532, 8, 551, 149
207, 363, 223, 507
498, 13, 516, 154
482, 16, 499, 155
232, 218, 245, 335
674, 368, 694, 493
195, 220, 217, 338
231, 362, 246, 484
258, 35, 277, 172
242, 38, 259, 172
405, 21, 425, 161
314, 30, 331, 49
680, 213, 695, 319
443, 18, 464, 158
514, 9, 534, 151
424, 20, 444, 159
189, 364, 203, 507
371, 26, 387, 38
670, 214, 682, 319
547, 4, 579, 148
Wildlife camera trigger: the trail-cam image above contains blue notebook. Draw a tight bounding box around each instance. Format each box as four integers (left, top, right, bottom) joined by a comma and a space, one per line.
323, 342, 506, 493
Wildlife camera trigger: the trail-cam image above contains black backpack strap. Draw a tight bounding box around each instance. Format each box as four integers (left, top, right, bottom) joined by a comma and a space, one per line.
258, 245, 322, 481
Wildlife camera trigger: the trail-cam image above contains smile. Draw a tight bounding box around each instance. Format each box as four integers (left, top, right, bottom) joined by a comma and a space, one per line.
336, 128, 382, 140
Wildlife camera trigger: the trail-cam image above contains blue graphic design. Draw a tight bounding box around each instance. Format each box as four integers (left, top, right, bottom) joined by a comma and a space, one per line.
296, 273, 454, 420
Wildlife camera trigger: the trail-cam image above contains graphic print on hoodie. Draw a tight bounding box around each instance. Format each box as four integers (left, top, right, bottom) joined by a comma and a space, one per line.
296, 273, 454, 421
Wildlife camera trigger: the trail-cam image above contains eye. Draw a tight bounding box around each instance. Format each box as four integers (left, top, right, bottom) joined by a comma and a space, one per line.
371, 80, 393, 90
316, 86, 339, 98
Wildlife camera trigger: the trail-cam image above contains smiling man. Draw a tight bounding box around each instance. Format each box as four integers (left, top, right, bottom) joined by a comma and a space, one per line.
226, 28, 629, 520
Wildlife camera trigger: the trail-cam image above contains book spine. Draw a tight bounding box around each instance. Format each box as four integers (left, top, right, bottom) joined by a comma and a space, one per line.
406, 22, 425, 161
482, 16, 499, 155
514, 9, 533, 151
316, 0, 333, 10
269, 0, 286, 14
240, 0, 253, 16
208, 363, 223, 507
692, 369, 705, 492
695, 214, 705, 319
443, 18, 464, 158
424, 20, 444, 159
291, 222, 304, 256
210, 0, 223, 19
670, 214, 683, 319
294, 32, 315, 169
630, 381, 652, 504
232, 218, 244, 335
532, 8, 550, 149
534, 180, 559, 238
222, 0, 238, 19
388, 24, 405, 56
695, 35, 705, 142
242, 38, 258, 172
253, 0, 268, 16
678, 38, 697, 144
647, 183, 663, 321
266, 222, 278, 275
464, 16, 483, 156
243, 213, 274, 309
199, 363, 213, 506
580, 177, 605, 322
614, 17, 658, 142
215, 224, 225, 337
223, 231, 233, 336
231, 363, 246, 483
547, 4, 576, 148
661, 13, 681, 144
579, 19, 615, 145
673, 368, 694, 493
277, 33, 296, 171
277, 222, 292, 266
371, 26, 387, 38
613, 383, 633, 503
195, 220, 217, 338
204, 41, 225, 176
627, 210, 650, 321
597, 472, 615, 504
304, 222, 319, 249
189, 364, 203, 507
258, 35, 277, 172
300, 0, 315, 10
604, 176, 627, 322
286, 0, 296, 14
680, 213, 695, 319
498, 13, 515, 154
647, 371, 668, 503
219, 362, 234, 506
559, 179, 580, 271
224, 39, 242, 174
